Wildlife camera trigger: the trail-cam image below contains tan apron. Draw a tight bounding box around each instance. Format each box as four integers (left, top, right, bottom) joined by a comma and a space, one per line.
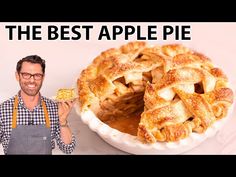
7, 96, 52, 154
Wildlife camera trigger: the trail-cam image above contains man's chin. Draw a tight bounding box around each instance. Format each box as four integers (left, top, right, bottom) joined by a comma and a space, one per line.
28, 91, 39, 96
27, 93, 38, 96
23, 90, 40, 96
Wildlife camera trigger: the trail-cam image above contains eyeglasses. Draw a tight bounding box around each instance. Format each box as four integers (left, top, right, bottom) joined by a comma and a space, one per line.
20, 72, 44, 80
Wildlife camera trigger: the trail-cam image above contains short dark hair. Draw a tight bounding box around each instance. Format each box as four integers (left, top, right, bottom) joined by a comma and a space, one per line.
16, 55, 46, 74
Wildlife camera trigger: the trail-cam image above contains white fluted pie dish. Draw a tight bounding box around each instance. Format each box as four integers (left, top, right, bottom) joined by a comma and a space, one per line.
75, 99, 235, 154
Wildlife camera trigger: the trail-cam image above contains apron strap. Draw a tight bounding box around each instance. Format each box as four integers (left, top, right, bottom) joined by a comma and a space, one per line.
12, 96, 51, 128
12, 96, 18, 129
42, 100, 50, 128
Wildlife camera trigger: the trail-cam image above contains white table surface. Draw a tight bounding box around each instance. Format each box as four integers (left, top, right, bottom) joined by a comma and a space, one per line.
0, 22, 236, 155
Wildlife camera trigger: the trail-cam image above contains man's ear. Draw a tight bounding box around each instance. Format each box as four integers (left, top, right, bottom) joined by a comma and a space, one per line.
15, 71, 19, 81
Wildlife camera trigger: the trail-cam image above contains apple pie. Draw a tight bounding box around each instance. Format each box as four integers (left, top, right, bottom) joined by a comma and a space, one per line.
77, 41, 234, 143
56, 88, 76, 101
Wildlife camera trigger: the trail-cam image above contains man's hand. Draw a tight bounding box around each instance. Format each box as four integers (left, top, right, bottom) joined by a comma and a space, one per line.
58, 100, 76, 125
58, 99, 77, 145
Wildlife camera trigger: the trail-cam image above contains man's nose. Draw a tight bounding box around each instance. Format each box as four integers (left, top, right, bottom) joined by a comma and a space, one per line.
29, 76, 35, 81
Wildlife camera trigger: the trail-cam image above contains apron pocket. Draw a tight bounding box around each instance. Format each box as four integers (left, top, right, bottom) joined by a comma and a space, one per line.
28, 136, 50, 154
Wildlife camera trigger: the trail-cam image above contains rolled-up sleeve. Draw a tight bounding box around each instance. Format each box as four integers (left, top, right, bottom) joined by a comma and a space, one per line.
55, 124, 76, 154
0, 110, 3, 144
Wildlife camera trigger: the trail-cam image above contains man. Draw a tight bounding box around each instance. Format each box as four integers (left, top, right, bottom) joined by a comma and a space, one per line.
0, 55, 76, 154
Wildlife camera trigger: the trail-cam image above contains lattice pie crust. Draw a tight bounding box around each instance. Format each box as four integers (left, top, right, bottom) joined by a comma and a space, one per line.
77, 42, 234, 143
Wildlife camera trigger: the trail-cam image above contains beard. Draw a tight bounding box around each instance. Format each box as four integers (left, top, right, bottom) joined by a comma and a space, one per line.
19, 78, 43, 96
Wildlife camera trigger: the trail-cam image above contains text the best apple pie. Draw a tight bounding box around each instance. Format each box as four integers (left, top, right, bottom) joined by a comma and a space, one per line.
77, 41, 234, 143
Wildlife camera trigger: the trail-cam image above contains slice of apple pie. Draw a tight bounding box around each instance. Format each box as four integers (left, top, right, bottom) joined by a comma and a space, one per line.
77, 41, 234, 143
56, 88, 76, 101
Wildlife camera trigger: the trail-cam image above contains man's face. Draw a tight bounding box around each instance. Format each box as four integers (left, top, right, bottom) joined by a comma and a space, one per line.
16, 62, 44, 96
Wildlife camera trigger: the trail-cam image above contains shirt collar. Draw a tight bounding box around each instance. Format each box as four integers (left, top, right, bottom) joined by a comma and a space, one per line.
17, 91, 43, 110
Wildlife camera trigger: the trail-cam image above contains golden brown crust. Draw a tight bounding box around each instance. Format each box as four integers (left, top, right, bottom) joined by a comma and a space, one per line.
77, 41, 234, 143
211, 68, 228, 80
120, 41, 146, 54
